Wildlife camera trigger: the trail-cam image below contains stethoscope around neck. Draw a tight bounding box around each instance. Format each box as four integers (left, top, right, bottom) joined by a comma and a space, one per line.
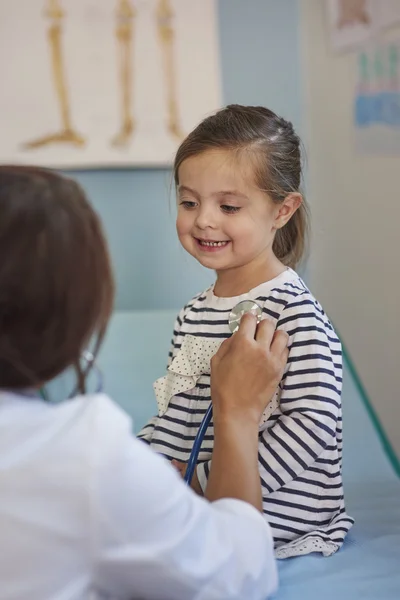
183, 299, 263, 485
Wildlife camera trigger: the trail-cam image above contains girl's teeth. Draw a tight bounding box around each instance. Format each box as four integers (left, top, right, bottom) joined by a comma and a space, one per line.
200, 241, 227, 247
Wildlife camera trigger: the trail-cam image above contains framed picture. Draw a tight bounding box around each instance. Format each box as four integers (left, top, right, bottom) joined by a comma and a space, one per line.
0, 0, 222, 168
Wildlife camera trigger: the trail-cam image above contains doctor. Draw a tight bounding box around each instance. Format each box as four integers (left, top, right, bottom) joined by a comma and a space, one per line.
0, 166, 288, 600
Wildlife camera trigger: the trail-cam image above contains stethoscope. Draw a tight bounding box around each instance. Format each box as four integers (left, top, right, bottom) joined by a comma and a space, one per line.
39, 302, 263, 486
183, 300, 263, 485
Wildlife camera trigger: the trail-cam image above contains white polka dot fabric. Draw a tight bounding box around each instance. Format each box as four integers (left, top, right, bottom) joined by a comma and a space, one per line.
154, 333, 281, 424
259, 390, 280, 429
153, 335, 222, 417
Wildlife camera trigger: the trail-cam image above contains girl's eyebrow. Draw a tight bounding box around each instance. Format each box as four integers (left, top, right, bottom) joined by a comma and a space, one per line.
177, 185, 200, 200
215, 190, 249, 200
178, 185, 248, 200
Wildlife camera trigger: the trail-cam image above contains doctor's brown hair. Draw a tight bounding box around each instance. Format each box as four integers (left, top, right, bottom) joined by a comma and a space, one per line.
0, 166, 114, 391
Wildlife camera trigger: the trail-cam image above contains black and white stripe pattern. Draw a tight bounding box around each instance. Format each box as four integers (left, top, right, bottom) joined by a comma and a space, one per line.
138, 270, 354, 558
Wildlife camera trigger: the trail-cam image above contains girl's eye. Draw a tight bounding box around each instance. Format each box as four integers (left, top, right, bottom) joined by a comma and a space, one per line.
180, 200, 197, 209
221, 205, 241, 214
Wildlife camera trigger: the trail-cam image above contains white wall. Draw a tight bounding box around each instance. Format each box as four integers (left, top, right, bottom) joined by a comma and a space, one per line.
300, 0, 400, 456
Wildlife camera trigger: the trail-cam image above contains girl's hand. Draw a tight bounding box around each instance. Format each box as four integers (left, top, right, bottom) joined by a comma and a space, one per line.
171, 460, 203, 496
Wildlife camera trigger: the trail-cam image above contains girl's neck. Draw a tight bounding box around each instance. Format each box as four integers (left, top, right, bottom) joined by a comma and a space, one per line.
213, 254, 286, 298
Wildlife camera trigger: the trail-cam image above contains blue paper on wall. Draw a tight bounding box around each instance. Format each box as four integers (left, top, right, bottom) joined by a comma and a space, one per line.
354, 40, 400, 155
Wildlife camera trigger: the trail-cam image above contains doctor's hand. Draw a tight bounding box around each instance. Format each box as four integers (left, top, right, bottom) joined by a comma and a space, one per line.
211, 314, 289, 427
206, 315, 289, 510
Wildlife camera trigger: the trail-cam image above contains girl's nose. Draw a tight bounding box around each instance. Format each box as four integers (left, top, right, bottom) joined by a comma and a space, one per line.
195, 204, 218, 230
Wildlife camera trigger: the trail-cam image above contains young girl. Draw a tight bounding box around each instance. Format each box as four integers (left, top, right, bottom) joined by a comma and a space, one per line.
138, 104, 354, 559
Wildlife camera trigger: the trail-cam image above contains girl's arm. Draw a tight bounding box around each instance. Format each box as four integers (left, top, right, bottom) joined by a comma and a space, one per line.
197, 294, 342, 494
257, 295, 342, 493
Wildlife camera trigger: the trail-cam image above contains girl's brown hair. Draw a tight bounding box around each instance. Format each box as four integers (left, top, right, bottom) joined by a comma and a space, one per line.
0, 166, 114, 391
174, 104, 310, 268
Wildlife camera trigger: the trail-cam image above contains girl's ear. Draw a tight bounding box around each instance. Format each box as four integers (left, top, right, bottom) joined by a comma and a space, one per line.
274, 193, 302, 230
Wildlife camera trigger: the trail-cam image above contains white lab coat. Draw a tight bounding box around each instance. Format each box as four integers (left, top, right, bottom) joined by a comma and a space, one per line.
0, 391, 278, 600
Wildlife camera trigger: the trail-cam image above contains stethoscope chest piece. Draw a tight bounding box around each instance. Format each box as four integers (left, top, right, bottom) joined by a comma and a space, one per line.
228, 300, 263, 334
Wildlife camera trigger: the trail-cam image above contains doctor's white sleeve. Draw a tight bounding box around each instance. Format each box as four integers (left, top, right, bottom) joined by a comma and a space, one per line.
91, 397, 278, 600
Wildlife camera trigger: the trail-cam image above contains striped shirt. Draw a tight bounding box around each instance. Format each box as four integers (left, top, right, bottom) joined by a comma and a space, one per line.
138, 269, 354, 559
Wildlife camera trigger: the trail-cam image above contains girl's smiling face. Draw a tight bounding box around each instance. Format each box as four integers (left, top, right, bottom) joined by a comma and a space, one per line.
176, 148, 285, 283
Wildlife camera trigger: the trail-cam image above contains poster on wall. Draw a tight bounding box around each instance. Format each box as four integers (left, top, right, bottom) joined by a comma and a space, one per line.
354, 40, 400, 155
327, 0, 377, 52
0, 0, 222, 169
327, 0, 400, 53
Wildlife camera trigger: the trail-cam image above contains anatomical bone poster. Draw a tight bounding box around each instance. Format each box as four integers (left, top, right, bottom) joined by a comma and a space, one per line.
0, 0, 222, 168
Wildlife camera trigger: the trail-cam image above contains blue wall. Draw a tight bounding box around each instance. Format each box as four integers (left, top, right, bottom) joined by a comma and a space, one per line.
67, 0, 302, 311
